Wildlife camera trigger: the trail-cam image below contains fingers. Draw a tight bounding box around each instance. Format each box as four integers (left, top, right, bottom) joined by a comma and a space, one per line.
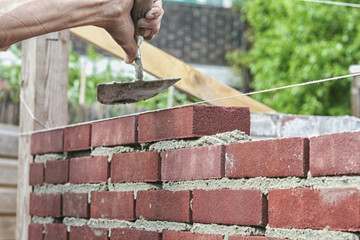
137, 0, 164, 40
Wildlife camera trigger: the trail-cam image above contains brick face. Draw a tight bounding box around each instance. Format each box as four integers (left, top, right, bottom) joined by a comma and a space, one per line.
136, 190, 192, 223
111, 228, 160, 240
64, 124, 91, 152
44, 224, 67, 240
69, 226, 108, 240
91, 191, 135, 220
225, 138, 309, 178
62, 192, 89, 218
193, 189, 267, 226
91, 116, 137, 147
138, 106, 250, 143
162, 145, 225, 181
111, 151, 160, 183
310, 131, 360, 176
268, 188, 360, 230
29, 223, 43, 240
31, 128, 64, 155
45, 160, 69, 184
69, 156, 108, 184
29, 163, 44, 186
162, 230, 223, 240
30, 193, 62, 217
229, 237, 283, 240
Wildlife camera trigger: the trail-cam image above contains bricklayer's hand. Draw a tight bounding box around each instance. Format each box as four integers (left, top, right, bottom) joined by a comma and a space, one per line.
137, 0, 164, 41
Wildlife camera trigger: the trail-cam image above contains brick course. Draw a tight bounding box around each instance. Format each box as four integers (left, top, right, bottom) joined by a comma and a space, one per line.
44, 224, 67, 240
111, 228, 160, 240
45, 159, 69, 184
31, 128, 63, 154
29, 163, 44, 186
30, 193, 62, 217
62, 192, 89, 218
162, 230, 223, 240
69, 156, 108, 184
69, 226, 108, 240
162, 145, 225, 181
136, 190, 192, 223
64, 124, 91, 152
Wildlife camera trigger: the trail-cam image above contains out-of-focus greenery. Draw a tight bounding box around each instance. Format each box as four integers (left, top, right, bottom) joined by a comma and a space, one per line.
227, 0, 360, 115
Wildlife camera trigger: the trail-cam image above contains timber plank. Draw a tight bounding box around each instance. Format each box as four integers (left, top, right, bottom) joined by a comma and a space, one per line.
0, 216, 16, 240
0, 124, 19, 158
0, 158, 17, 186
70, 26, 274, 113
0, 188, 17, 215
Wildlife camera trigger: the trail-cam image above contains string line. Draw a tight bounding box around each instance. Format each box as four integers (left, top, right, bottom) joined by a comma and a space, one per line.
300, 0, 360, 8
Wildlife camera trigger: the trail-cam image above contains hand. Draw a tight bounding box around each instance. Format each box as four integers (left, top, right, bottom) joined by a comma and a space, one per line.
137, 0, 164, 41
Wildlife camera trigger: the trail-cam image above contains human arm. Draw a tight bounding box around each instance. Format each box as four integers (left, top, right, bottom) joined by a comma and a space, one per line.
0, 0, 164, 63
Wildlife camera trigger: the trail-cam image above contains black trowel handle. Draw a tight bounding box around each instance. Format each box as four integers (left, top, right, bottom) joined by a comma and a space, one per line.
131, 0, 153, 37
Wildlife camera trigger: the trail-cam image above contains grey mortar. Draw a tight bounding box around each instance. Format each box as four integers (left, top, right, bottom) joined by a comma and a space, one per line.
134, 218, 191, 232
31, 216, 54, 224
266, 226, 360, 240
148, 130, 252, 152
190, 223, 265, 240
91, 146, 136, 162
34, 153, 64, 164
163, 176, 360, 194
108, 181, 161, 198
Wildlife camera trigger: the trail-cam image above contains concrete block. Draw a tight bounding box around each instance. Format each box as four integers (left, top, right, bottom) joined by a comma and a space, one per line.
268, 188, 360, 231
192, 189, 267, 226
136, 190, 191, 223
138, 105, 250, 143
90, 191, 135, 220
225, 138, 309, 178
111, 151, 160, 183
162, 145, 225, 181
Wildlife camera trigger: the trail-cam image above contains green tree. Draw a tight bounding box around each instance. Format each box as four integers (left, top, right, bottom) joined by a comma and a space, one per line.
227, 0, 360, 115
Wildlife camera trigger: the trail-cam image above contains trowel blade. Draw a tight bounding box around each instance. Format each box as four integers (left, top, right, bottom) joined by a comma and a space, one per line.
97, 78, 181, 104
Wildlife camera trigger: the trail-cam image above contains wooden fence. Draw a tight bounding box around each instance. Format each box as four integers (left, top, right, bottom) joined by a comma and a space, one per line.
0, 123, 18, 240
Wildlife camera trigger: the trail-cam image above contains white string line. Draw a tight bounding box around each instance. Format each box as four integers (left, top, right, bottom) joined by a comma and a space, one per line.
191, 72, 360, 105
19, 95, 48, 129
19, 72, 360, 136
300, 0, 360, 8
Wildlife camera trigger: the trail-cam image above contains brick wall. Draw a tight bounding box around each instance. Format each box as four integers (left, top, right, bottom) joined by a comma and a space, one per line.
28, 105, 360, 240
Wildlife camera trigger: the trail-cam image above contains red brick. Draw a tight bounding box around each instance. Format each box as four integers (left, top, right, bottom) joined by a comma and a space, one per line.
44, 224, 67, 240
91, 191, 134, 220
64, 124, 91, 152
162, 231, 223, 240
138, 105, 250, 143
45, 160, 69, 184
229, 237, 284, 240
29, 163, 44, 186
225, 138, 309, 178
91, 116, 137, 147
310, 131, 360, 176
268, 188, 360, 230
193, 189, 267, 226
63, 192, 89, 218
111, 228, 160, 240
136, 190, 191, 223
31, 128, 64, 155
70, 226, 107, 240
162, 145, 225, 181
30, 193, 62, 217
111, 151, 160, 183
29, 223, 43, 240
69, 156, 108, 184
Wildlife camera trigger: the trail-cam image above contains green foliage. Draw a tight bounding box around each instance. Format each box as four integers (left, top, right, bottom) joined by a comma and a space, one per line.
228, 0, 360, 115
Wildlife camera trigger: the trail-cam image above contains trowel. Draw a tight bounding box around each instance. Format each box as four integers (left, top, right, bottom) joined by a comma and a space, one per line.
97, 0, 181, 104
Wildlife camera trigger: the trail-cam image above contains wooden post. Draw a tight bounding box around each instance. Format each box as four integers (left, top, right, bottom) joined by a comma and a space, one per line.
16, 30, 69, 240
